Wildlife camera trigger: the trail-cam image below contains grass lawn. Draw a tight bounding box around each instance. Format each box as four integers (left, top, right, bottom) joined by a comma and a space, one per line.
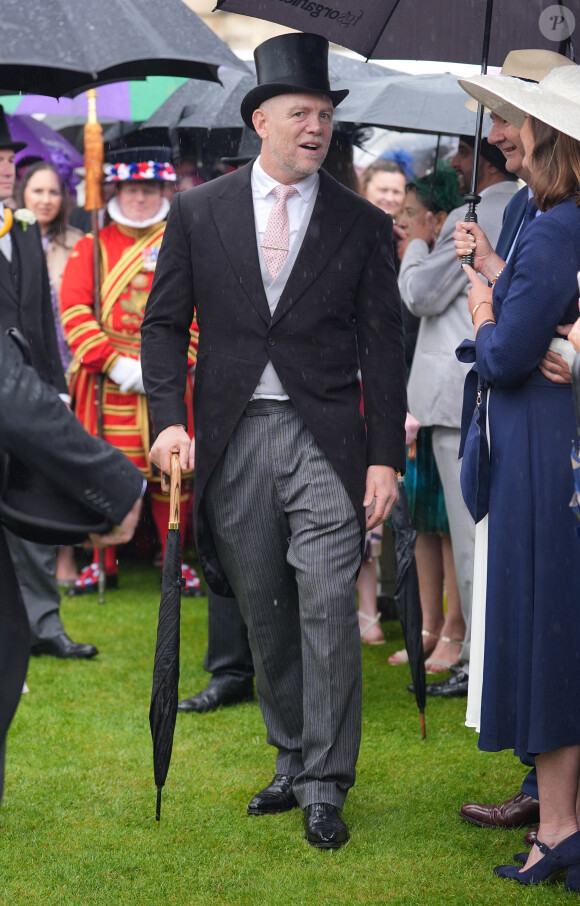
0, 560, 569, 905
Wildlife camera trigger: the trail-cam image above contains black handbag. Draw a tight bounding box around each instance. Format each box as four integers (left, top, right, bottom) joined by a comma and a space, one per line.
456, 339, 491, 524
459, 374, 490, 524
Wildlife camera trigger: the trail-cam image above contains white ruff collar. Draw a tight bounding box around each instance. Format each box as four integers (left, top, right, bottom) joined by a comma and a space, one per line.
107, 195, 169, 229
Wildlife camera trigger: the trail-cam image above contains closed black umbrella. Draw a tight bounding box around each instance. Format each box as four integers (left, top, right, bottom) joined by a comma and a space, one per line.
149, 453, 183, 821
0, 0, 248, 97
390, 483, 426, 739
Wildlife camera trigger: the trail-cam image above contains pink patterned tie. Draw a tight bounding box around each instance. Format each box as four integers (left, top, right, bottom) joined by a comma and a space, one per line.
261, 184, 298, 278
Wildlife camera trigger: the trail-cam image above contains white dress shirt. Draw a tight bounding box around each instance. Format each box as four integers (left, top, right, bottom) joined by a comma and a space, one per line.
250, 158, 319, 399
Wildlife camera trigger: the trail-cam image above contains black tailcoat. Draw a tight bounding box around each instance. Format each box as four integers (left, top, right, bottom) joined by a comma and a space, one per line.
0, 220, 66, 391
142, 164, 407, 595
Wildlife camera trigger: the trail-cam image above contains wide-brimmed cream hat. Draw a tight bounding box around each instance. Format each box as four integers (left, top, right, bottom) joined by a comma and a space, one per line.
465, 49, 575, 112
459, 64, 580, 142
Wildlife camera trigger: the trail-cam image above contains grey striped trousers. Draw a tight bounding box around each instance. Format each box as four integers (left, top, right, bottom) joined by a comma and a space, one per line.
205, 400, 362, 808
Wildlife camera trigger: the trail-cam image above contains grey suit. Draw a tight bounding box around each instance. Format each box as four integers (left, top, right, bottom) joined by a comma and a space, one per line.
399, 180, 519, 664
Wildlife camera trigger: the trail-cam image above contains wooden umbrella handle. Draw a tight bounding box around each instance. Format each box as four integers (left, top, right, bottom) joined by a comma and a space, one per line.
161, 453, 181, 530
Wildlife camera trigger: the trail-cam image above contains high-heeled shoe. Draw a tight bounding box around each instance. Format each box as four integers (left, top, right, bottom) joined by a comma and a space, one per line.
424, 636, 463, 674
494, 832, 580, 890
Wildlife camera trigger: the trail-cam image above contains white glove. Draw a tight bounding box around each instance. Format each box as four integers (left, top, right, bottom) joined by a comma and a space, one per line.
109, 356, 145, 394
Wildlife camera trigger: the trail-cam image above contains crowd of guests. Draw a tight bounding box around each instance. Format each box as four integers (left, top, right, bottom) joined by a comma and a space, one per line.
1, 32, 580, 878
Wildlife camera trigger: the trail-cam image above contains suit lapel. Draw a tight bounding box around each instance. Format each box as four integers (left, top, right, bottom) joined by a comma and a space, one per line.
209, 164, 271, 326
209, 166, 361, 328
0, 232, 19, 306
10, 223, 38, 323
271, 170, 358, 327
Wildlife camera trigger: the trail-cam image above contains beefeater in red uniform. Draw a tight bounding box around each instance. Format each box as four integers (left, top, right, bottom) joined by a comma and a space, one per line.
60, 149, 201, 595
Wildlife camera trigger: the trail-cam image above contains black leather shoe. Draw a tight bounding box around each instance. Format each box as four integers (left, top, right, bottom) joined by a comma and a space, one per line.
247, 774, 298, 815
177, 675, 254, 713
31, 633, 98, 659
304, 803, 350, 849
408, 664, 469, 698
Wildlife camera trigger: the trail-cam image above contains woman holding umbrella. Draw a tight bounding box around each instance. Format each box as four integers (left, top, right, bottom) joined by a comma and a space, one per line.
456, 65, 580, 888
60, 148, 201, 596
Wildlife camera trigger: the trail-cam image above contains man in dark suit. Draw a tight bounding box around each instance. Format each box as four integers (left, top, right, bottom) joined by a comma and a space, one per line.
142, 33, 406, 849
0, 107, 97, 659
0, 330, 143, 806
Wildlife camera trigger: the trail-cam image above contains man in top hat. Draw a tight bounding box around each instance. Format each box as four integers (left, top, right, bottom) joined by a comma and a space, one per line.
0, 105, 99, 660
60, 148, 202, 597
142, 33, 406, 849
450, 48, 575, 837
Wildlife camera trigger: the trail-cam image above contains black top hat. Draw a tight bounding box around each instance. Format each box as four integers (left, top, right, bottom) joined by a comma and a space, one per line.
241, 33, 349, 130
0, 105, 27, 153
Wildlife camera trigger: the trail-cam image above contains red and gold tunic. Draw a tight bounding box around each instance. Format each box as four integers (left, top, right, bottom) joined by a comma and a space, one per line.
60, 220, 198, 477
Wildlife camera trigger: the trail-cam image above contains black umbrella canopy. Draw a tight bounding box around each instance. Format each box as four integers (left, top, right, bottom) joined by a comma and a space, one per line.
144, 54, 399, 130
215, 0, 577, 66
337, 72, 492, 137
0, 0, 248, 97
145, 66, 255, 130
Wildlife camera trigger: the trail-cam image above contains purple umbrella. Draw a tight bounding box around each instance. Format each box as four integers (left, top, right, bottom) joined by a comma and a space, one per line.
8, 85, 133, 123
7, 115, 83, 167
5, 78, 188, 126
6, 114, 83, 195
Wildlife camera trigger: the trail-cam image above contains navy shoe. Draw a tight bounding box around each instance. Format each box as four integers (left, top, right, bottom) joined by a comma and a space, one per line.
494, 832, 580, 891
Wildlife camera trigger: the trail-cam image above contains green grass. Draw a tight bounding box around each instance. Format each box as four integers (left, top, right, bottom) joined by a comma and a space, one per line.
0, 561, 569, 905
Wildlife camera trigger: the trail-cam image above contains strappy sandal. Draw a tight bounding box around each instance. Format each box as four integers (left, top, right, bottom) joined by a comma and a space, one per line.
388, 629, 439, 665
424, 635, 463, 674
358, 612, 385, 646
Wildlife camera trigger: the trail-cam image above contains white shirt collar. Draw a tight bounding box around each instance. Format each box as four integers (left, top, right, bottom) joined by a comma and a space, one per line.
252, 156, 318, 203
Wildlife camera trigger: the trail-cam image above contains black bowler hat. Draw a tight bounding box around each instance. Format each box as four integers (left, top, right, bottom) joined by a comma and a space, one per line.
0, 105, 26, 152
241, 33, 349, 130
